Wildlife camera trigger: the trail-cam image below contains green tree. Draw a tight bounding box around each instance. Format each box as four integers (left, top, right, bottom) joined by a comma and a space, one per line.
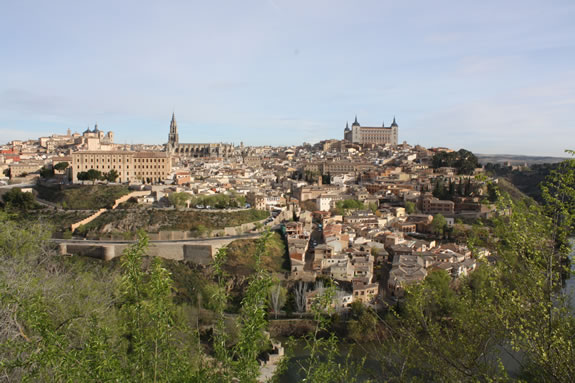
334, 199, 365, 215
84, 169, 103, 184
490, 194, 575, 381
431, 213, 447, 237
118, 232, 199, 381
541, 150, 575, 253
209, 231, 276, 382
39, 166, 54, 178
455, 149, 479, 175
232, 231, 273, 381
378, 162, 575, 382
487, 182, 500, 202
294, 282, 367, 382
348, 302, 380, 343
105, 169, 119, 183
457, 178, 464, 196
433, 178, 445, 199
1, 187, 36, 210
432, 149, 479, 175
77, 171, 88, 181
168, 192, 191, 208
448, 178, 455, 198
0, 227, 203, 382
464, 177, 472, 196
53, 162, 69, 172
404, 200, 416, 214
367, 202, 378, 214
381, 266, 507, 381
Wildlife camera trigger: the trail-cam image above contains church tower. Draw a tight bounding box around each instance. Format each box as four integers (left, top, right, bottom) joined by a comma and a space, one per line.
391, 116, 399, 145
344, 121, 352, 141
351, 115, 361, 143
168, 112, 179, 150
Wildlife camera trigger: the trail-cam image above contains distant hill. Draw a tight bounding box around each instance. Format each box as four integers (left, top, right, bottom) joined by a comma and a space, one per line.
476, 154, 568, 166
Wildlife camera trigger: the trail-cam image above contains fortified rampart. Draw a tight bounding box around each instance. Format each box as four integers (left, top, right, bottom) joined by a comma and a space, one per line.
57, 236, 247, 262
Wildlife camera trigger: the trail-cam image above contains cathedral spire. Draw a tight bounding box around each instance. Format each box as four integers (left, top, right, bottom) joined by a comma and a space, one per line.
170, 113, 177, 132
168, 112, 179, 147
391, 116, 398, 127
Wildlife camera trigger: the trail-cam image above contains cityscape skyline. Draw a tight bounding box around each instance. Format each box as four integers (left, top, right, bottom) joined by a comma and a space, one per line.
1, 0, 574, 156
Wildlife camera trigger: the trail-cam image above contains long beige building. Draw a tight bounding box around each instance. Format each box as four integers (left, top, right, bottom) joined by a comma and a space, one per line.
71, 151, 171, 183
343, 116, 399, 146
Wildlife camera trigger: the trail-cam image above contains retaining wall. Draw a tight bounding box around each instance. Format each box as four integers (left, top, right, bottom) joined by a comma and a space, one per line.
70, 209, 107, 232
59, 241, 229, 263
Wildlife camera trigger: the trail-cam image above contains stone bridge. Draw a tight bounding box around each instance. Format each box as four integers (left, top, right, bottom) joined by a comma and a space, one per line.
54, 233, 262, 263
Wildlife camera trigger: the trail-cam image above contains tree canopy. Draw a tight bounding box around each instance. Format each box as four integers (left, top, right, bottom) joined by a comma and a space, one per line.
378, 153, 575, 382
1, 187, 36, 210
432, 149, 480, 175
54, 162, 69, 171
431, 213, 447, 236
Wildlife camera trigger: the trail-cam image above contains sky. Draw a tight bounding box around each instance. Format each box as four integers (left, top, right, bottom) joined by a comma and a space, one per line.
1, 0, 574, 156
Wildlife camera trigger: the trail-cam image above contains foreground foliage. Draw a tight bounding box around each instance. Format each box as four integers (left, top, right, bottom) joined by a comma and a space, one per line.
378, 152, 575, 382
0, 218, 281, 382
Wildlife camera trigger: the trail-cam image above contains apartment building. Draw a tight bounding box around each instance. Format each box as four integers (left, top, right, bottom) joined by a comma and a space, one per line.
71, 150, 171, 183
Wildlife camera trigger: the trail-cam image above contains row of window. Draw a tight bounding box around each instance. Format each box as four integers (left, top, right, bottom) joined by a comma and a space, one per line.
75, 165, 167, 176
134, 172, 164, 176
77, 165, 129, 170
134, 158, 166, 163
74, 157, 166, 163
136, 165, 166, 169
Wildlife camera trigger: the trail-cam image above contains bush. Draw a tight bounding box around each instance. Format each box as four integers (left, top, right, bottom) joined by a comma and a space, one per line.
1, 188, 37, 211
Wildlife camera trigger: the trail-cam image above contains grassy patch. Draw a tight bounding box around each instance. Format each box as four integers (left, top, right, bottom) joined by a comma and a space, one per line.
497, 178, 532, 202
224, 232, 288, 276
36, 184, 130, 210
10, 210, 93, 235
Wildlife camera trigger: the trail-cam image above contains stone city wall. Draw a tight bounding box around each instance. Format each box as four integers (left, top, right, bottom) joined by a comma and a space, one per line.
70, 208, 107, 232
59, 242, 217, 263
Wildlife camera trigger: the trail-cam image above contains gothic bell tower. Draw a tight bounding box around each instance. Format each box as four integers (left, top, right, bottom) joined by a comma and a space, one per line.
168, 112, 179, 150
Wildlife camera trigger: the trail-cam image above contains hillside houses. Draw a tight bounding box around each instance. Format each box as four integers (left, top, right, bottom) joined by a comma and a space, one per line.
388, 243, 476, 298
3, 126, 492, 314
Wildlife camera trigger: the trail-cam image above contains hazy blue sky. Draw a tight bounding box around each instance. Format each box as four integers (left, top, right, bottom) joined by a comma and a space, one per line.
1, 0, 574, 156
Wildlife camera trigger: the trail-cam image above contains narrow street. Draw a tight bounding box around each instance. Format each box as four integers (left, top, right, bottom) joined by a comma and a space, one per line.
304, 223, 323, 271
